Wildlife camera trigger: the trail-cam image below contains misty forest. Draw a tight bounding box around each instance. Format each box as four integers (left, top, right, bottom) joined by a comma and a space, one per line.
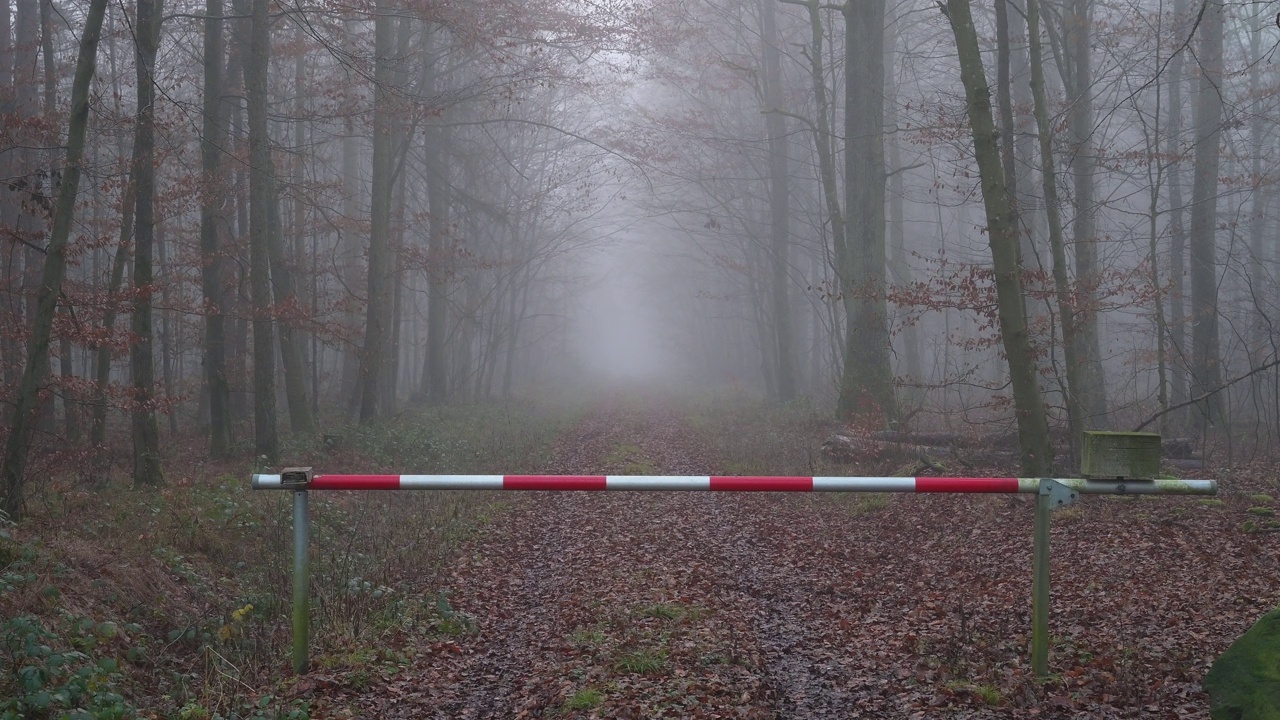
2, 0, 1279, 717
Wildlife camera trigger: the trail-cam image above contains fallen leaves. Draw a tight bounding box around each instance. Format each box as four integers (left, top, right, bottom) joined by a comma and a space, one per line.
301, 398, 1279, 719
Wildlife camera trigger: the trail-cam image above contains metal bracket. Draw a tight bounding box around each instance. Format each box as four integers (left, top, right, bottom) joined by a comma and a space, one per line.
1039, 478, 1079, 510
280, 467, 313, 489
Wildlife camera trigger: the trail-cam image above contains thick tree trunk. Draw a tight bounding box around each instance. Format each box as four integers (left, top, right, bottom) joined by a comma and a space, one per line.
760, 0, 795, 401
944, 0, 1053, 476
200, 0, 232, 458
360, 1, 395, 422
838, 0, 896, 420
0, 0, 109, 516
131, 0, 164, 486
1188, 0, 1224, 426
244, 0, 278, 458
1064, 0, 1108, 429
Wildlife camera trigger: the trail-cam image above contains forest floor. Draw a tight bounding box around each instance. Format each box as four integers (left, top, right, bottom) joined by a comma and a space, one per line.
283, 392, 1280, 719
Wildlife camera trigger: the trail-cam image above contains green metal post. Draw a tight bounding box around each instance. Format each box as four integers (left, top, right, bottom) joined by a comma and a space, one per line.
292, 489, 310, 674
1032, 479, 1051, 678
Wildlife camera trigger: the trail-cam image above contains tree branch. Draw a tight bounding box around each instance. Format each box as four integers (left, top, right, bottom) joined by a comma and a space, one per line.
1132, 357, 1280, 431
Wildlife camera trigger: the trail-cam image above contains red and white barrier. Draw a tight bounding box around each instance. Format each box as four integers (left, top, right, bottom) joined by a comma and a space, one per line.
252, 473, 1216, 495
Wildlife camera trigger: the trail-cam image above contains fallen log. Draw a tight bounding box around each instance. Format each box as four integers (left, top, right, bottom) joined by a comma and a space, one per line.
821, 434, 951, 464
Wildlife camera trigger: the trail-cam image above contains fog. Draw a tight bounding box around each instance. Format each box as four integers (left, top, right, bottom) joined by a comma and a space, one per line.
3, 0, 1280, 485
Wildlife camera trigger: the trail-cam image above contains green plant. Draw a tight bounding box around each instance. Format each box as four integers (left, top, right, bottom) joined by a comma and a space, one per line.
615, 648, 667, 674
425, 592, 476, 636
974, 684, 1002, 705
1250, 494, 1274, 504
1247, 506, 1275, 517
0, 615, 135, 720
563, 688, 605, 711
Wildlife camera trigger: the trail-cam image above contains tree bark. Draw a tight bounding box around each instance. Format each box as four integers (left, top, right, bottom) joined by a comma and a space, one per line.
1, 0, 110, 517
131, 0, 164, 486
760, 0, 796, 401
244, 0, 278, 458
200, 0, 232, 458
421, 26, 449, 405
1063, 0, 1108, 428
838, 0, 896, 420
1166, 0, 1189, 415
360, 0, 396, 422
1188, 0, 1223, 425
943, 0, 1053, 476
1027, 0, 1086, 458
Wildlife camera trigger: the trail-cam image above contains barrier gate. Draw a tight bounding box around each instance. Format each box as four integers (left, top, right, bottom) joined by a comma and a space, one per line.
252, 469, 1216, 679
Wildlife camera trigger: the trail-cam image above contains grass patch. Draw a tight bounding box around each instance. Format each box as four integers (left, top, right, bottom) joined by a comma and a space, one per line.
1200, 499, 1226, 508
563, 688, 605, 711
615, 648, 668, 674
604, 444, 657, 475
638, 603, 702, 622
1247, 506, 1276, 517
1250, 494, 1274, 504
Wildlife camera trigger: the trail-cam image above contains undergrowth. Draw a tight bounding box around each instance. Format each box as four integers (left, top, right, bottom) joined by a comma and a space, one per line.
0, 399, 581, 718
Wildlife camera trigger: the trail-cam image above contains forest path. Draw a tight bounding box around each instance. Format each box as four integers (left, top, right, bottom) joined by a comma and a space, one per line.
300, 395, 1271, 719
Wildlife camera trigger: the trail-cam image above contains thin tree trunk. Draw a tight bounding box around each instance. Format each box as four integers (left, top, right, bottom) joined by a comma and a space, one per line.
944, 0, 1053, 475
90, 180, 134, 450
2, 0, 109, 516
422, 28, 449, 405
1028, 0, 1086, 457
1167, 0, 1189, 415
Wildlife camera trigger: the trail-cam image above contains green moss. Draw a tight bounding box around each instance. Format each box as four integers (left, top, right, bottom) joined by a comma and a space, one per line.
1205, 606, 1280, 720
1248, 507, 1276, 518
1252, 494, 1275, 504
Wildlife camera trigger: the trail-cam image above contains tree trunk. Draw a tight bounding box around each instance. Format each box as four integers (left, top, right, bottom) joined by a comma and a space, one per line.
1166, 0, 1189, 416
421, 27, 449, 405
200, 0, 232, 458
1027, 0, 1086, 458
360, 0, 396, 422
1064, 0, 1108, 429
0, 0, 109, 516
1188, 0, 1223, 426
130, 0, 164, 486
885, 17, 920, 384
760, 0, 795, 401
90, 180, 134, 450
838, 0, 896, 420
244, 0, 278, 458
943, 0, 1053, 476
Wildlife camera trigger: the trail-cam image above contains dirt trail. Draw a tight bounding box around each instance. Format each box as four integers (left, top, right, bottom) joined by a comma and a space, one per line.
305, 397, 1274, 719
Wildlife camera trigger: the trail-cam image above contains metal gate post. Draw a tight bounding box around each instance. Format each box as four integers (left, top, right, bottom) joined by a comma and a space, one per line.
1032, 478, 1079, 679
1032, 481, 1051, 678
279, 469, 315, 675
293, 488, 310, 674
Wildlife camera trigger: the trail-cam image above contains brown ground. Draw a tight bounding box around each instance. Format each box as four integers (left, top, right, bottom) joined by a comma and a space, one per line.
295, 397, 1279, 719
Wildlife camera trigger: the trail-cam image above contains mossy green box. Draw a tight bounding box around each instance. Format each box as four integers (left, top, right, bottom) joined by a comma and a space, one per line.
1081, 431, 1161, 479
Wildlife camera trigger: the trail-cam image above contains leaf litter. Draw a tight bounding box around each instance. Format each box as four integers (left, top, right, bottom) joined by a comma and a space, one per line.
302, 398, 1279, 718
